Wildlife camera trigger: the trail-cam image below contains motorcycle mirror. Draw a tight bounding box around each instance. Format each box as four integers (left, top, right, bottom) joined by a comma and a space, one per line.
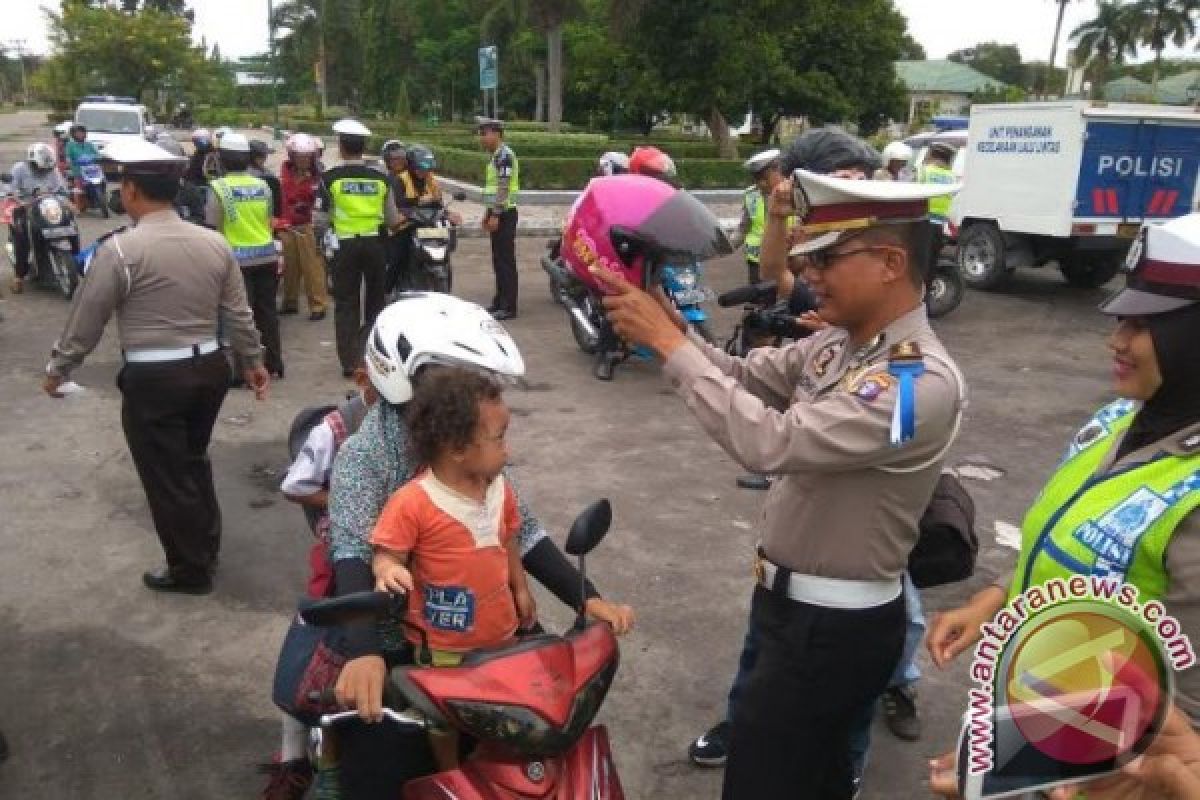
299, 590, 402, 627
565, 499, 612, 557
108, 192, 125, 215
452, 191, 467, 202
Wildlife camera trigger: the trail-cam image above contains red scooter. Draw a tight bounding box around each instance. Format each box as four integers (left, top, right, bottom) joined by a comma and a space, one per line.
301, 499, 625, 800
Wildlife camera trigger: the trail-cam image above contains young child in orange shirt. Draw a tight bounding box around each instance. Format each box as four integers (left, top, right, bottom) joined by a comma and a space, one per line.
369, 367, 535, 770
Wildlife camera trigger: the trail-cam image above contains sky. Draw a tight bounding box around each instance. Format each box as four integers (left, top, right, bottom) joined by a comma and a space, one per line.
5, 0, 1197, 65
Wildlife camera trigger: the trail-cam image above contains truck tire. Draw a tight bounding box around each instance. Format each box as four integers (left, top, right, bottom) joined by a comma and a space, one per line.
1060, 253, 1121, 289
957, 223, 1009, 290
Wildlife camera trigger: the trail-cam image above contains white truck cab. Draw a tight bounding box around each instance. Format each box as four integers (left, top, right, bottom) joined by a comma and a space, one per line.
951, 101, 1200, 289
74, 95, 152, 153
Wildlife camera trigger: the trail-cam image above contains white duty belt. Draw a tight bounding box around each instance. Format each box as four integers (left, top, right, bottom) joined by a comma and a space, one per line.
754, 547, 902, 610
123, 339, 220, 364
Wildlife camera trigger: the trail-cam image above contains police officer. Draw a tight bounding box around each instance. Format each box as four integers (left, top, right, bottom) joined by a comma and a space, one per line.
207, 132, 285, 379
918, 142, 957, 226
43, 139, 268, 595
315, 118, 401, 377
732, 149, 784, 284
593, 170, 966, 799
478, 117, 519, 320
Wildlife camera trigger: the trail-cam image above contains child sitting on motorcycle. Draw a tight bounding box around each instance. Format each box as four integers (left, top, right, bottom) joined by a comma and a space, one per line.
369, 367, 536, 771
64, 124, 100, 195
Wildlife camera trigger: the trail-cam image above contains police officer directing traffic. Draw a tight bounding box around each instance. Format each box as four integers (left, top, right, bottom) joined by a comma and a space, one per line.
732, 149, 784, 285
478, 117, 520, 320
592, 170, 966, 799
43, 139, 269, 595
314, 118, 401, 378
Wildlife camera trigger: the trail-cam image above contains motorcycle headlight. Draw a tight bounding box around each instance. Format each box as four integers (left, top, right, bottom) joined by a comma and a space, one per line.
38, 197, 64, 225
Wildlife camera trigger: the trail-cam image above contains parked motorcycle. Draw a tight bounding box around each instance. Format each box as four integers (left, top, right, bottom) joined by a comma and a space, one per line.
1, 178, 81, 299
301, 499, 626, 800
73, 154, 110, 218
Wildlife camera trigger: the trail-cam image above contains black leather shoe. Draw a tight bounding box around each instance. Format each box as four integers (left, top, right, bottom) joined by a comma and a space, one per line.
142, 567, 212, 595
737, 474, 772, 491
308, 311, 326, 321
491, 309, 517, 321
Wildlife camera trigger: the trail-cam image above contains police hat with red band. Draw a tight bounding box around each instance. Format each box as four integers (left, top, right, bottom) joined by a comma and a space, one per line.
788, 169, 961, 256
1100, 213, 1200, 317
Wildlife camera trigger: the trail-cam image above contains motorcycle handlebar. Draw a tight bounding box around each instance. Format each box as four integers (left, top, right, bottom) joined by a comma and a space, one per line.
319, 707, 428, 730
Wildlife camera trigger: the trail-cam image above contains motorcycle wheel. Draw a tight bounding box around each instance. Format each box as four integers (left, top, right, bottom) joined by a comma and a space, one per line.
48, 248, 78, 299
691, 320, 719, 346
926, 264, 965, 319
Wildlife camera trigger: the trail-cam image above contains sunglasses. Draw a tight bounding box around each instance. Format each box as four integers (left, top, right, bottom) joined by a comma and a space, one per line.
806, 244, 902, 271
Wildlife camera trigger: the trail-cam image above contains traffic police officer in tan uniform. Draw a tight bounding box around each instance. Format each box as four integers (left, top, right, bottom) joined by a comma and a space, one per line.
593, 170, 966, 799
43, 139, 269, 596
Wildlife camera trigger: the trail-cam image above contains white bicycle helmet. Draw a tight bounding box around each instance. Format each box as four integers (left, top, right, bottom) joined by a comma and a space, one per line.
366, 293, 526, 405
881, 141, 913, 164
597, 151, 630, 177
28, 143, 55, 170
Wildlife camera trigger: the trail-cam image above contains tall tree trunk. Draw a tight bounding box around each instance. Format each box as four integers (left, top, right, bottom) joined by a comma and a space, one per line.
534, 61, 546, 122
317, 0, 328, 116
708, 107, 737, 160
1045, 0, 1069, 100
546, 23, 564, 133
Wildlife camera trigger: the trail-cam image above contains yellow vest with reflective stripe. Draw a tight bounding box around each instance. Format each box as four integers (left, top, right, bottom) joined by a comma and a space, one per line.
918, 164, 956, 221
1010, 400, 1200, 602
483, 144, 519, 209
211, 173, 274, 264
743, 188, 766, 262
328, 172, 388, 237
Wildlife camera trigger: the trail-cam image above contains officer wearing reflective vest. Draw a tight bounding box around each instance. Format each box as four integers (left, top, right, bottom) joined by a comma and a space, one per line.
315, 118, 402, 377
733, 149, 786, 284
478, 117, 520, 320
206, 132, 284, 378
928, 214, 1200, 737
592, 170, 966, 799
916, 142, 956, 226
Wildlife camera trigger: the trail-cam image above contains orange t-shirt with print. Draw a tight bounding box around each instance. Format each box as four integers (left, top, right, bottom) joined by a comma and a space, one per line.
370, 470, 521, 653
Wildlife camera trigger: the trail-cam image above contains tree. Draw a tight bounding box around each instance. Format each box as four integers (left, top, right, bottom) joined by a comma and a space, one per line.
948, 42, 1026, 86
1070, 0, 1139, 100
1129, 0, 1200, 95
483, 0, 583, 130
272, 0, 365, 115
897, 32, 926, 60
1048, 0, 1077, 84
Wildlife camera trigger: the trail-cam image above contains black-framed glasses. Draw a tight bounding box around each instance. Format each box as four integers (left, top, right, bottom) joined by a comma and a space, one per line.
807, 245, 892, 271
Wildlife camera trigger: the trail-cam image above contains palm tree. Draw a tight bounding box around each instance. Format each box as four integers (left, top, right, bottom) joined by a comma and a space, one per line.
1130, 0, 1200, 96
1071, 0, 1139, 100
483, 0, 581, 131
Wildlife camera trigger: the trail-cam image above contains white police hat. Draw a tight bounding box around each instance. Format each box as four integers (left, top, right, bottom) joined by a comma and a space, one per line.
218, 132, 251, 153
743, 149, 781, 175
1100, 213, 1200, 316
332, 118, 372, 137
97, 138, 186, 176
476, 117, 505, 132
788, 169, 961, 256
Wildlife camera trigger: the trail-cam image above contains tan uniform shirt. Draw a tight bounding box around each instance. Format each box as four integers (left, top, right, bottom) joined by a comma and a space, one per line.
997, 420, 1200, 725
662, 304, 965, 582
48, 209, 263, 377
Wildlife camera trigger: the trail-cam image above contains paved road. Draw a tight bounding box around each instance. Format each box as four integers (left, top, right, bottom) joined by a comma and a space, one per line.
0, 109, 1123, 798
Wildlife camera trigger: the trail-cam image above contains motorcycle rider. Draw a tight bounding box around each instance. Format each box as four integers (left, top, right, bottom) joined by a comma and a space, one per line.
629, 145, 678, 185
7, 143, 70, 294
732, 149, 783, 284
52, 121, 71, 174
391, 144, 462, 292
596, 151, 630, 177
185, 127, 221, 184
379, 140, 411, 293
64, 123, 100, 210
875, 141, 914, 182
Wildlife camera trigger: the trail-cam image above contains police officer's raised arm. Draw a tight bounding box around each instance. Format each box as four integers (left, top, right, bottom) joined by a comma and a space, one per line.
46, 237, 126, 381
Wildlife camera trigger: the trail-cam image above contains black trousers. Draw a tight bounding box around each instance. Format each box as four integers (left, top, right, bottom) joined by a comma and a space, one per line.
118, 351, 230, 582
240, 265, 284, 374
488, 209, 519, 312
9, 207, 31, 277
332, 236, 387, 371
722, 586, 905, 800
385, 229, 414, 294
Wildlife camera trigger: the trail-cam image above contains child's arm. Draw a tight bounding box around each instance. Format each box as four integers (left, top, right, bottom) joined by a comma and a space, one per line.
281, 422, 337, 512
507, 539, 536, 629
373, 547, 414, 594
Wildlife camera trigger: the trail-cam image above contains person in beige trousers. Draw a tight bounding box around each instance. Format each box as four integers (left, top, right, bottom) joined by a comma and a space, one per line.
278, 133, 329, 321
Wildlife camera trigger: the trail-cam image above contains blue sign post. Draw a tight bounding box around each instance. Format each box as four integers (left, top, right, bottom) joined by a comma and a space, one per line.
479, 46, 499, 118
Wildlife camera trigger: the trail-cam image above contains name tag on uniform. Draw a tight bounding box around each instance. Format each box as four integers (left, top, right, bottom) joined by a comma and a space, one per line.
230, 186, 268, 200
341, 181, 380, 196
424, 585, 476, 633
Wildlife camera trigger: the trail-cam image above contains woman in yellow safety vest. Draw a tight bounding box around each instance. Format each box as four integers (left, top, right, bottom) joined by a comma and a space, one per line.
927, 214, 1200, 795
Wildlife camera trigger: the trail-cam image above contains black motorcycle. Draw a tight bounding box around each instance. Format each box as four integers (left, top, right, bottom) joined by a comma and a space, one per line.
1, 179, 81, 299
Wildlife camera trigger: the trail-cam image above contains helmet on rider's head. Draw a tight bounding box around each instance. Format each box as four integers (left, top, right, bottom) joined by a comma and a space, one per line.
881, 141, 913, 165
381, 139, 407, 164
54, 121, 72, 139
561, 174, 733, 294
28, 143, 56, 170
597, 151, 630, 177
628, 146, 677, 182
285, 132, 318, 157
406, 145, 436, 173
191, 127, 212, 150
780, 127, 882, 177
364, 293, 525, 405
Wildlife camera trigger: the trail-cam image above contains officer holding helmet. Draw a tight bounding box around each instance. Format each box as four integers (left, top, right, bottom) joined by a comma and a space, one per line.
44, 138, 268, 595
314, 118, 401, 376
593, 166, 966, 798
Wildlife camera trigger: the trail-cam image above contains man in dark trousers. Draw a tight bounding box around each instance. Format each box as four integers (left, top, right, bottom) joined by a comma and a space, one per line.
43, 139, 269, 595
315, 118, 401, 377
478, 118, 519, 320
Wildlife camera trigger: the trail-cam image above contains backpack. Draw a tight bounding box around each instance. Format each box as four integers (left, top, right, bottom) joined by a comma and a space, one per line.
908, 472, 979, 589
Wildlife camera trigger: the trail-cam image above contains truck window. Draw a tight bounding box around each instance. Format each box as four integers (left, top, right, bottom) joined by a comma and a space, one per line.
76, 108, 142, 134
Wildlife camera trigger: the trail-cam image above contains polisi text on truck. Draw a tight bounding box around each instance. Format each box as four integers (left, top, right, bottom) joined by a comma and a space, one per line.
1097, 154, 1184, 179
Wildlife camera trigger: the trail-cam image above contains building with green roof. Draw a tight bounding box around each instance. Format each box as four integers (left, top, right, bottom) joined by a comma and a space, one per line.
894, 60, 1009, 124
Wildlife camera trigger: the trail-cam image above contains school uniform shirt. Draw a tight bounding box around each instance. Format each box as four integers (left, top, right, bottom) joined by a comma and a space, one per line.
370, 471, 521, 652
